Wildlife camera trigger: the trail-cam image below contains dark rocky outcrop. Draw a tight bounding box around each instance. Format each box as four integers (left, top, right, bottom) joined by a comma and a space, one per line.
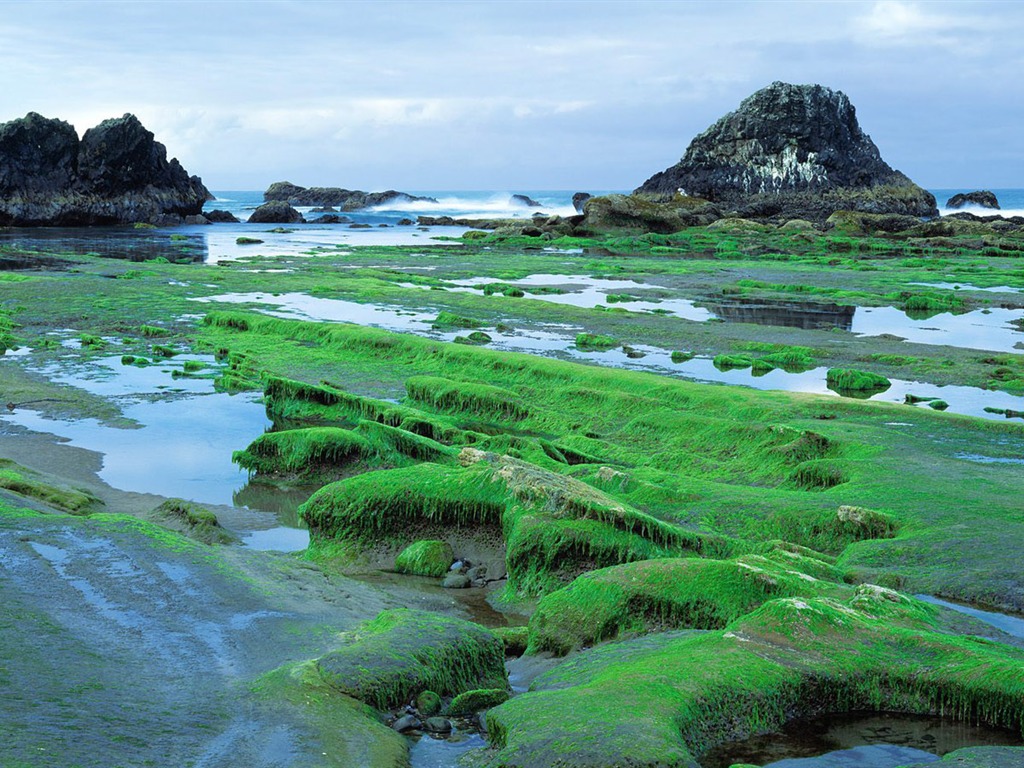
635, 82, 937, 222
309, 213, 351, 224
572, 192, 592, 213
510, 194, 541, 207
946, 190, 1000, 210
263, 181, 437, 211
0, 112, 209, 226
248, 201, 304, 224
203, 209, 240, 223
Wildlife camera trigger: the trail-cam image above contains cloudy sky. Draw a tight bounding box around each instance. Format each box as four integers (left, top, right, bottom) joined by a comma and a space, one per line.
0, 0, 1020, 191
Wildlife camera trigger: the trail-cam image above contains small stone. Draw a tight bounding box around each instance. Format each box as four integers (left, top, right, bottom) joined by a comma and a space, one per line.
415, 690, 441, 716
423, 717, 452, 734
392, 714, 421, 733
442, 574, 471, 590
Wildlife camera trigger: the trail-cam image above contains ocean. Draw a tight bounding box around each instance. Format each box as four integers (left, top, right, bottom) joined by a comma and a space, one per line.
206, 188, 1024, 224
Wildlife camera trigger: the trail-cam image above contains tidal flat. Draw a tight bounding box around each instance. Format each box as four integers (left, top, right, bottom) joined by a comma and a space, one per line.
2, 223, 1024, 768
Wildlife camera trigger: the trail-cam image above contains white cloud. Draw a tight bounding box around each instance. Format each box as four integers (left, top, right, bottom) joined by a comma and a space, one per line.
854, 1, 992, 50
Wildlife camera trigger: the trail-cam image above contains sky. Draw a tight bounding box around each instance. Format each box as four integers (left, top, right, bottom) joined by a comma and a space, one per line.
0, 0, 1021, 191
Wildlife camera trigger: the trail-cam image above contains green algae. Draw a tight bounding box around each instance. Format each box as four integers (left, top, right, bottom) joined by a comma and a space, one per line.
447, 688, 509, 716
485, 588, 1024, 768
315, 608, 506, 710
826, 368, 892, 395
394, 539, 454, 578
575, 332, 619, 351
0, 460, 100, 514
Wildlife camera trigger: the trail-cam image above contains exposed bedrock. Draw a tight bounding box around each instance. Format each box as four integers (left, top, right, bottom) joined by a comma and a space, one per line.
635, 81, 937, 222
0, 112, 209, 226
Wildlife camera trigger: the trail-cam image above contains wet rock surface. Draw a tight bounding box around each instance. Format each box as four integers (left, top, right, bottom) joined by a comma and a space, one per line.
247, 201, 305, 224
635, 81, 937, 221
947, 190, 1001, 209
0, 112, 208, 226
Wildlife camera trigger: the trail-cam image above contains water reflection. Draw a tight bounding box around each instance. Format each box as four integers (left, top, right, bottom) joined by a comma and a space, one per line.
708, 298, 855, 330
701, 712, 1022, 768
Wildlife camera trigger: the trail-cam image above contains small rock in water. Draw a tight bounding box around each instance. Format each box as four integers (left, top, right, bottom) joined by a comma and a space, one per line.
392, 714, 421, 733
442, 574, 471, 590
423, 717, 452, 734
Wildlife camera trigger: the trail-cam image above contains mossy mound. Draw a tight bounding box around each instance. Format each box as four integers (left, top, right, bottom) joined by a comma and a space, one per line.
826, 367, 891, 395
432, 311, 484, 329
233, 427, 373, 477
897, 747, 1024, 768
0, 460, 100, 514
301, 449, 725, 596
406, 375, 528, 421
576, 332, 619, 351
153, 498, 237, 544
316, 608, 506, 710
486, 589, 1024, 768
527, 553, 848, 655
447, 688, 509, 716
394, 539, 454, 578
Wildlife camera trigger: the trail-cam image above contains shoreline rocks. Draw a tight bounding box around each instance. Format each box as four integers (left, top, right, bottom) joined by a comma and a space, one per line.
946, 190, 1000, 210
263, 181, 436, 210
0, 112, 209, 226
635, 81, 937, 222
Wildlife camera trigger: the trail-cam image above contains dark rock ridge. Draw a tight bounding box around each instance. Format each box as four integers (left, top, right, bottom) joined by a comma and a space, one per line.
946, 190, 1000, 210
0, 112, 209, 226
635, 82, 937, 221
263, 181, 436, 210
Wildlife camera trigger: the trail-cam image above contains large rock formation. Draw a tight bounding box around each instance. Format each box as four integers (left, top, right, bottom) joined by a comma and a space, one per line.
635, 82, 937, 221
263, 181, 436, 211
0, 112, 209, 226
946, 190, 1000, 210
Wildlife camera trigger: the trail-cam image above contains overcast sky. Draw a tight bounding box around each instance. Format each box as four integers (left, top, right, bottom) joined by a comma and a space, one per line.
0, 0, 1020, 191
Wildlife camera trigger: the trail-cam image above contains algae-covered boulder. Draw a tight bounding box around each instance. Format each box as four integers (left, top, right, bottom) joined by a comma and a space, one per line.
579, 193, 721, 234
233, 427, 373, 480
394, 540, 454, 578
527, 554, 848, 655
447, 688, 509, 716
485, 591, 1024, 768
826, 367, 891, 396
825, 210, 921, 236
153, 498, 237, 545
316, 608, 506, 710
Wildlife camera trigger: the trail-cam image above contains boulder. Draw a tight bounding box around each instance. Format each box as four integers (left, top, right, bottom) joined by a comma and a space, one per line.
203, 209, 240, 223
635, 82, 937, 222
510, 193, 541, 207
946, 190, 1000, 210
0, 112, 209, 226
247, 201, 304, 224
310, 214, 350, 224
572, 192, 592, 213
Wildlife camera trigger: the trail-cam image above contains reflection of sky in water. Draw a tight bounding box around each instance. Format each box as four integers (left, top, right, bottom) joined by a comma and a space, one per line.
2, 393, 268, 506
909, 282, 1023, 294
761, 744, 939, 768
851, 306, 1024, 354
408, 733, 487, 768
916, 595, 1024, 639
195, 292, 1024, 422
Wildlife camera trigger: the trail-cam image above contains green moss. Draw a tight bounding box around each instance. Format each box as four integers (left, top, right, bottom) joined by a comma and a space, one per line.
447, 688, 509, 716
826, 368, 891, 395
233, 427, 374, 478
394, 540, 454, 578
670, 350, 695, 363
713, 354, 754, 370
152, 498, 237, 545
486, 589, 1024, 768
415, 690, 442, 716
315, 608, 506, 710
236, 237, 264, 245
432, 311, 484, 329
138, 324, 169, 337
406, 375, 528, 421
575, 332, 619, 351
0, 460, 99, 514
252, 661, 407, 768
492, 626, 529, 657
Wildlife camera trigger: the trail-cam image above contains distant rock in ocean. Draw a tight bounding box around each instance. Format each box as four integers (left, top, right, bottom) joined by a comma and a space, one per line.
0, 112, 209, 226
510, 194, 541, 208
946, 190, 1000, 210
635, 81, 937, 221
572, 192, 592, 213
248, 201, 304, 224
263, 181, 436, 211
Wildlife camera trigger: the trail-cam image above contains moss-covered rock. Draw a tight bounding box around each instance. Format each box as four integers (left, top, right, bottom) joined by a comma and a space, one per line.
153, 498, 237, 544
447, 688, 509, 716
575, 332, 619, 351
394, 539, 454, 578
0, 459, 100, 514
316, 608, 506, 711
826, 367, 891, 395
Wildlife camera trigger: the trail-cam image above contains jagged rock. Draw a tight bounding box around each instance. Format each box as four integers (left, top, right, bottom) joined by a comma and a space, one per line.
203, 209, 240, 223
0, 112, 209, 226
946, 190, 1000, 210
247, 201, 304, 224
578, 193, 722, 234
310, 214, 350, 224
572, 192, 592, 213
510, 194, 541, 207
263, 181, 437, 210
635, 82, 937, 222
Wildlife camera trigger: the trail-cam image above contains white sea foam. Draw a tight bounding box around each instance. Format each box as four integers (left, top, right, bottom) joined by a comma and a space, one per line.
368, 193, 579, 219
938, 205, 1024, 219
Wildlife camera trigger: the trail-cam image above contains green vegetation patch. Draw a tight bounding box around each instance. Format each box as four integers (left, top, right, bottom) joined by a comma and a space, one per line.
394, 539, 454, 578
406, 375, 528, 421
0, 460, 99, 514
826, 368, 892, 395
447, 688, 509, 716
152, 498, 237, 545
527, 553, 849, 655
316, 608, 506, 710
486, 588, 1024, 768
575, 332, 619, 350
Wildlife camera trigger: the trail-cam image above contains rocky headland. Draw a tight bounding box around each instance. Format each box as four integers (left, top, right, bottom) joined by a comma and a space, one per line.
263, 181, 436, 210
0, 112, 209, 226
635, 81, 937, 222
